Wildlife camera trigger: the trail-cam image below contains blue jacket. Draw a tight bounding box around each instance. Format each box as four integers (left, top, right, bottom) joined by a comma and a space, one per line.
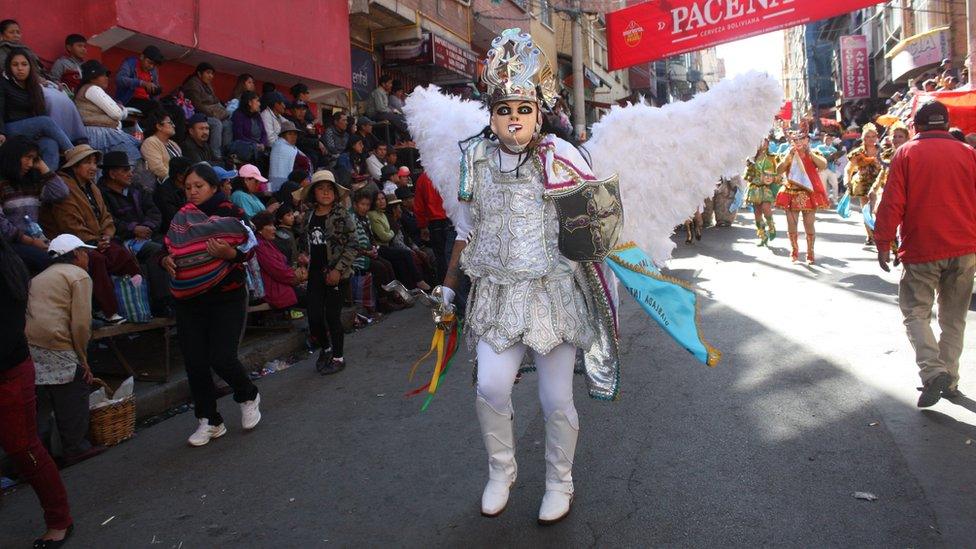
115, 57, 159, 105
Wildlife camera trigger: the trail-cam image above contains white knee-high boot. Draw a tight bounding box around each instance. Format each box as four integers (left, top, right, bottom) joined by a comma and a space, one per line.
538, 409, 578, 524
476, 395, 517, 517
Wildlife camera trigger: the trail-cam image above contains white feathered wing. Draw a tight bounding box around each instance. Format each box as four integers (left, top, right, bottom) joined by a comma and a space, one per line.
584, 71, 783, 266
403, 85, 487, 221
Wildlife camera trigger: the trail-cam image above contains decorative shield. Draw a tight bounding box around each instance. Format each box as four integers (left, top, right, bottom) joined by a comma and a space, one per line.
549, 174, 624, 262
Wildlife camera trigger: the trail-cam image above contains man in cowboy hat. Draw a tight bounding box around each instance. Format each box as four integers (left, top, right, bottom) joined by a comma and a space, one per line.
297, 170, 357, 375
270, 120, 311, 192
41, 145, 141, 323
97, 151, 169, 312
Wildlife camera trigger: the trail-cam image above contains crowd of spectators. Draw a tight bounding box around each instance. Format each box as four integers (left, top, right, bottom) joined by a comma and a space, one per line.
0, 17, 448, 544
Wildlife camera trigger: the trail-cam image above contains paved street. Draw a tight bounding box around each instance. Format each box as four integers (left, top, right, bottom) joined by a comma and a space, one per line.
2, 209, 974, 548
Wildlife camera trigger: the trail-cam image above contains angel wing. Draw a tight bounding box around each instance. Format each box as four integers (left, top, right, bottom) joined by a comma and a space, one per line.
584, 71, 783, 266
403, 85, 488, 221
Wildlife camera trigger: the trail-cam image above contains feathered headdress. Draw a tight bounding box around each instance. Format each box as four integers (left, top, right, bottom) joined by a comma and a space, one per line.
482, 28, 557, 109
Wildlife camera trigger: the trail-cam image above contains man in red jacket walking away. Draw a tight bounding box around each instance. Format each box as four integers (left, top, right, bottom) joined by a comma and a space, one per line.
875, 100, 976, 408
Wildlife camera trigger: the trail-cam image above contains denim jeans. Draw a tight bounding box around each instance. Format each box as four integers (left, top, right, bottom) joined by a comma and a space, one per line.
4, 116, 74, 169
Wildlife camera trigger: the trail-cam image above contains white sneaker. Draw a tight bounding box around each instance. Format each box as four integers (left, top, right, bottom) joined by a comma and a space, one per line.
188, 419, 226, 447
241, 393, 261, 430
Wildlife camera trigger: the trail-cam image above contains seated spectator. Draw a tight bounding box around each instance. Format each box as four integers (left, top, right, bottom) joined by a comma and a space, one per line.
41, 145, 141, 323
231, 164, 273, 219
323, 111, 349, 158
395, 186, 423, 246
382, 165, 412, 195
367, 190, 428, 291
140, 109, 182, 182
74, 60, 142, 164
97, 151, 169, 312
0, 235, 75, 548
269, 120, 311, 192
225, 73, 255, 115
366, 142, 387, 182
289, 83, 315, 125
115, 45, 164, 111
252, 211, 307, 310
154, 156, 191, 234
364, 75, 409, 142
181, 113, 215, 164
286, 99, 315, 133
273, 203, 300, 264
388, 80, 406, 115
229, 91, 266, 163
0, 136, 68, 273
337, 135, 370, 188
50, 34, 87, 91
26, 234, 106, 467
350, 188, 401, 312
386, 146, 399, 170
386, 192, 434, 285
356, 116, 380, 153
275, 169, 309, 207
0, 48, 74, 169
260, 91, 287, 148
181, 63, 228, 161
214, 165, 237, 197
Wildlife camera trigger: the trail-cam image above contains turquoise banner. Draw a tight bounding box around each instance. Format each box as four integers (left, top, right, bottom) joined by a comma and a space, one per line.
605, 245, 720, 367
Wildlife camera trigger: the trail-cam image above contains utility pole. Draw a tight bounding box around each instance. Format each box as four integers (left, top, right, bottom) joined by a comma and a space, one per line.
968, 0, 976, 82
571, 0, 586, 141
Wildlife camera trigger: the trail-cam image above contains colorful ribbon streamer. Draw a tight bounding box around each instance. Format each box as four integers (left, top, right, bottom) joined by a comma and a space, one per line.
405, 318, 462, 411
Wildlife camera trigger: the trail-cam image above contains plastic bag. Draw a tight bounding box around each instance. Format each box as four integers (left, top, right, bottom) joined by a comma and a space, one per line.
836, 193, 851, 218
89, 377, 134, 410
862, 207, 876, 230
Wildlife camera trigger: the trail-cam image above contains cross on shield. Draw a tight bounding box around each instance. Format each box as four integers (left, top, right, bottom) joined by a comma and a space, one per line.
550, 174, 624, 262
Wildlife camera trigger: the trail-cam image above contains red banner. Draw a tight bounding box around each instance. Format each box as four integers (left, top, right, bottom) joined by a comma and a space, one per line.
840, 35, 870, 101
607, 0, 886, 71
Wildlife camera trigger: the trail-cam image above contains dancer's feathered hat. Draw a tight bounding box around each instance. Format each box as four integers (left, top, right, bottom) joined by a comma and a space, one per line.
482, 28, 557, 109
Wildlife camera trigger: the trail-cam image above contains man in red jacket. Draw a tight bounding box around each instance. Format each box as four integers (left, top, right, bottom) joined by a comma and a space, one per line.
875, 100, 976, 407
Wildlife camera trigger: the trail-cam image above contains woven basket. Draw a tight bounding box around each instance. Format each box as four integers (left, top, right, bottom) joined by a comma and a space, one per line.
88, 378, 135, 446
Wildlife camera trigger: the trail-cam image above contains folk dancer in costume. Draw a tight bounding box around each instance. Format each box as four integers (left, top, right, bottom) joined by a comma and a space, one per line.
402, 28, 783, 524
845, 124, 883, 246
870, 121, 910, 262
774, 131, 829, 264
744, 138, 779, 247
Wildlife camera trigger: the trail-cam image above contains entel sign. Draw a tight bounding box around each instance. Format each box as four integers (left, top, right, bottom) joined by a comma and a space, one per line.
606, 0, 886, 71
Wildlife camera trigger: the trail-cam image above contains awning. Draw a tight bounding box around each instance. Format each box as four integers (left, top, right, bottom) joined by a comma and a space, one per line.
886, 27, 951, 82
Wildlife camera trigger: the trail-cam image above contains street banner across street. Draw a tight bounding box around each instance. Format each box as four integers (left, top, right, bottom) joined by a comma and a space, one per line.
839, 35, 870, 101
606, 0, 887, 71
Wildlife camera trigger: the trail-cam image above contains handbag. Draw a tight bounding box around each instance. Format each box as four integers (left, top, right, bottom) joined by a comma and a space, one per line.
245, 256, 266, 301
112, 275, 152, 323
350, 272, 375, 310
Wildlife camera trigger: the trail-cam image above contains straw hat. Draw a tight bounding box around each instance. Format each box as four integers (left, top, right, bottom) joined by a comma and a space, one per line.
294, 170, 349, 203
61, 144, 102, 170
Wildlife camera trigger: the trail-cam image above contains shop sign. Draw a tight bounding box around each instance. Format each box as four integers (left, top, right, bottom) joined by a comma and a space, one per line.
432, 35, 478, 78
607, 0, 886, 70
840, 35, 870, 101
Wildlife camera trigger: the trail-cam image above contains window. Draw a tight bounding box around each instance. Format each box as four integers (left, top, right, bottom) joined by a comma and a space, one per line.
511, 0, 529, 11
540, 0, 553, 28
913, 0, 949, 33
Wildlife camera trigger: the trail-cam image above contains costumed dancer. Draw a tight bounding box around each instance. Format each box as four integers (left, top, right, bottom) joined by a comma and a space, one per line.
743, 137, 779, 246
402, 28, 782, 525
845, 124, 883, 245
870, 121, 910, 262
774, 131, 829, 264
683, 207, 704, 244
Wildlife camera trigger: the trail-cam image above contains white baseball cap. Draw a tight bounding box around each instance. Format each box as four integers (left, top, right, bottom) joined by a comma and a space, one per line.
48, 234, 96, 258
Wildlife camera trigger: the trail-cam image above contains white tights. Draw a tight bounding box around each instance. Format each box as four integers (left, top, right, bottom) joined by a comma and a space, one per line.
476, 340, 579, 426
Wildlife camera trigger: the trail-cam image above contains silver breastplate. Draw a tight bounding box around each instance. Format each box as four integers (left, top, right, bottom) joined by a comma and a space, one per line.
461, 157, 559, 283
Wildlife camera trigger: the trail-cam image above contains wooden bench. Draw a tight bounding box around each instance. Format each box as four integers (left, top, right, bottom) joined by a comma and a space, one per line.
90, 303, 295, 382
92, 317, 176, 382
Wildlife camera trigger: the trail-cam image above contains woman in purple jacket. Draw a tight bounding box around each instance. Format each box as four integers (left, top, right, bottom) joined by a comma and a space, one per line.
228, 91, 267, 164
